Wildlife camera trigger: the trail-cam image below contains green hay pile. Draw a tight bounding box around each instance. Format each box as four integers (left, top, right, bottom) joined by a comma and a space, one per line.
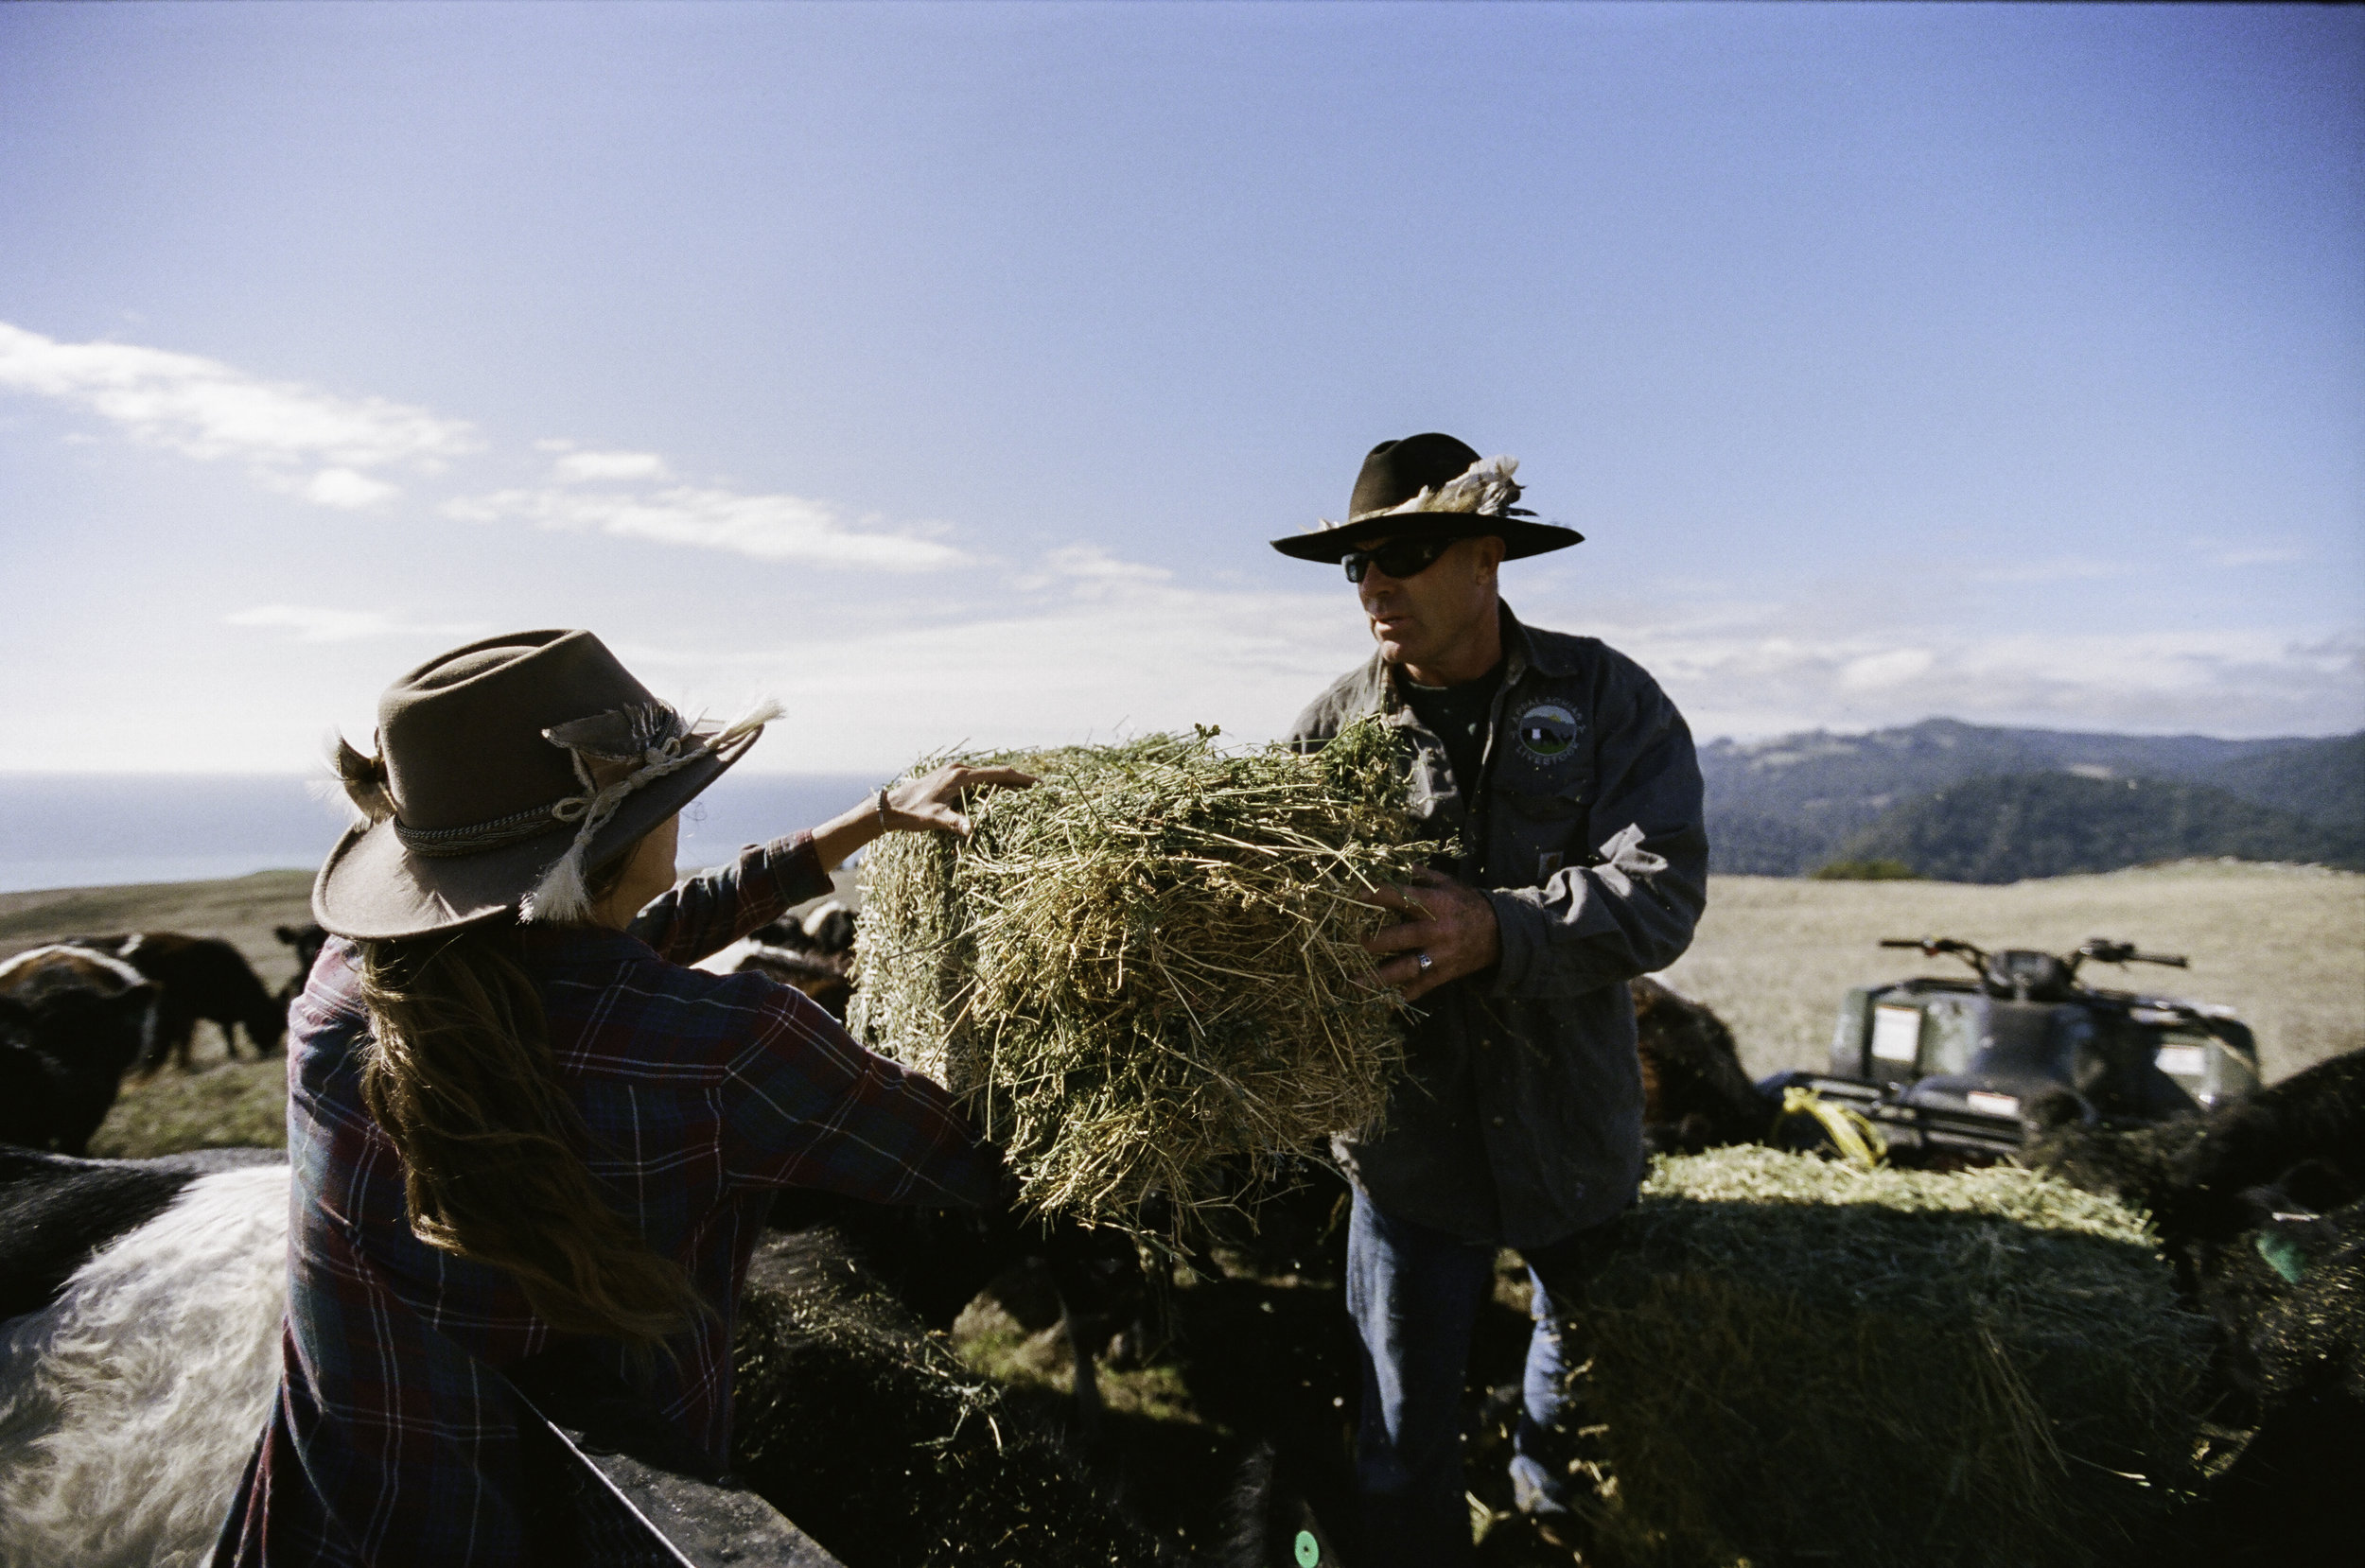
849, 721, 1429, 1229
1573, 1147, 2214, 1568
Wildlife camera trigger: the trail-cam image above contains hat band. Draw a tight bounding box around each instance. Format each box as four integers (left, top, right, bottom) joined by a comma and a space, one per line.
1322, 453, 1531, 531
393, 801, 573, 859
517, 698, 782, 924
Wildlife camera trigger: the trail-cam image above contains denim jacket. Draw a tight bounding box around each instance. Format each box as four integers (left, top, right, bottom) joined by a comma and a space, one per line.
1289, 604, 1708, 1246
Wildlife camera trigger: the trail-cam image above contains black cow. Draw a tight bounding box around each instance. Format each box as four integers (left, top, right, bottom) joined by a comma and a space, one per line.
0, 946, 161, 1155
273, 923, 330, 1007
737, 1222, 1344, 1568
0, 999, 66, 1156
65, 932, 286, 1071
1634, 976, 1771, 1155
694, 906, 857, 1019
2029, 1050, 2365, 1259
2030, 1049, 2365, 1562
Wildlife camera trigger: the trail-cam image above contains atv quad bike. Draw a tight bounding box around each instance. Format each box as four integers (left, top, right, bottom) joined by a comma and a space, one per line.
1761, 936, 2261, 1163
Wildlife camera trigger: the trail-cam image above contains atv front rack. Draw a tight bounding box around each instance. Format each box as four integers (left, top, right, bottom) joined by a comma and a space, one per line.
1763, 1072, 2027, 1161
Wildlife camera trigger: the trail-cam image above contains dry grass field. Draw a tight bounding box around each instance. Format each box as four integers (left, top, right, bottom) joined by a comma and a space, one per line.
3, 860, 2355, 1160
1660, 861, 2365, 1084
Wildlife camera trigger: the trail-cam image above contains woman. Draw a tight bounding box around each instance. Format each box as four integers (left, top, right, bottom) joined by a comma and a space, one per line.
213, 630, 1027, 1566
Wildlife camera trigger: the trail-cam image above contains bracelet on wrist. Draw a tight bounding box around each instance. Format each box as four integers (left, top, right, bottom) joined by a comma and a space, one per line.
876, 785, 892, 829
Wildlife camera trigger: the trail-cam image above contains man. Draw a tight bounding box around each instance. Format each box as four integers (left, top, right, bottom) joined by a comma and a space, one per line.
1272, 433, 1707, 1566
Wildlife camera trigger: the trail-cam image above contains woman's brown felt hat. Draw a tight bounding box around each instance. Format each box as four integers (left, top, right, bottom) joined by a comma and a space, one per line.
1269, 431, 1583, 564
313, 630, 772, 940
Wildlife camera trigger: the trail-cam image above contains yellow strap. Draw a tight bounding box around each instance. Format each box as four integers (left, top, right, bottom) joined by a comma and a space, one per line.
1778, 1085, 1886, 1168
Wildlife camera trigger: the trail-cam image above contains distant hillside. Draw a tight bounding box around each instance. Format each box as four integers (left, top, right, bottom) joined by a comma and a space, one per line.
1832, 773, 2365, 884
1700, 719, 2364, 875
2196, 732, 2365, 830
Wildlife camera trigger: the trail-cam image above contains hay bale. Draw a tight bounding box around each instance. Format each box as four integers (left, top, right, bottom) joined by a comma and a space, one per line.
1573, 1147, 2213, 1568
849, 723, 1428, 1229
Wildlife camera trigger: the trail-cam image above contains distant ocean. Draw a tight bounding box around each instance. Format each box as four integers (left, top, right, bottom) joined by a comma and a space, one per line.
0, 773, 888, 895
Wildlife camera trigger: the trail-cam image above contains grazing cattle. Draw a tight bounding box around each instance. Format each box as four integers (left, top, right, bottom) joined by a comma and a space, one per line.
695, 933, 855, 1020
65, 933, 287, 1071
796, 900, 857, 958
736, 1224, 1343, 1567
1225, 1441, 1354, 1568
2029, 1050, 2365, 1257
272, 924, 329, 1008
693, 902, 861, 1019
0, 946, 161, 1155
2180, 1179, 2362, 1567
0, 1147, 290, 1568
767, 1181, 1153, 1390
1633, 976, 1770, 1155
0, 1002, 67, 1157
733, 1223, 1187, 1566
2029, 1049, 2364, 1562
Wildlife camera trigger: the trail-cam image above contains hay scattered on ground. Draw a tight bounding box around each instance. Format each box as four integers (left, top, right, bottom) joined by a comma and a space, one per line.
1573, 1146, 2213, 1568
850, 722, 1430, 1230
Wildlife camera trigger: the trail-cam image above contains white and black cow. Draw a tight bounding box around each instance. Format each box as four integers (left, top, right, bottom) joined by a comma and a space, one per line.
0, 1144, 290, 1568
0, 947, 164, 1155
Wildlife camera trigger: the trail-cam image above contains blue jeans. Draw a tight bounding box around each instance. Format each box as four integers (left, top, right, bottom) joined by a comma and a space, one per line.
1344, 1191, 1606, 1568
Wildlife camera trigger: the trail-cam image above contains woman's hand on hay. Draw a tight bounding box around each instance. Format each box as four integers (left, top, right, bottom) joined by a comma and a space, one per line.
1362, 869, 1500, 1002
814, 764, 1036, 868
884, 764, 1037, 836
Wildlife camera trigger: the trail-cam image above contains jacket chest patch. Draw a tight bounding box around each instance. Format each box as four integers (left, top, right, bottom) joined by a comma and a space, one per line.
1512, 702, 1582, 765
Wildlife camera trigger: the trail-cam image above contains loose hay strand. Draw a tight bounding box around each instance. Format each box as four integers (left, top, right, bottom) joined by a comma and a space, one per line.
850, 722, 1429, 1232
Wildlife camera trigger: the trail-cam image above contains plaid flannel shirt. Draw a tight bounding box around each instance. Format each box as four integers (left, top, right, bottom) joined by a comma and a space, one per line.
214, 832, 997, 1567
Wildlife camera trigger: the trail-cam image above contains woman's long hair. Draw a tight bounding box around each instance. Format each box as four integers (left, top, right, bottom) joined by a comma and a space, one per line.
355, 870, 707, 1348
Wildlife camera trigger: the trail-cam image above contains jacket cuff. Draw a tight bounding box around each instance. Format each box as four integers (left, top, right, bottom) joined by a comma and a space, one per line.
1483, 886, 1550, 998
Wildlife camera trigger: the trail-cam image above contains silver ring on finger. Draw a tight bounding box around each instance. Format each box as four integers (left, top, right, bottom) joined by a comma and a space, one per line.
1416, 950, 1433, 972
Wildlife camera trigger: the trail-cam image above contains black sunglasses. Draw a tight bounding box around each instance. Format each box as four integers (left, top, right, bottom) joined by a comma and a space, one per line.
1341, 536, 1455, 584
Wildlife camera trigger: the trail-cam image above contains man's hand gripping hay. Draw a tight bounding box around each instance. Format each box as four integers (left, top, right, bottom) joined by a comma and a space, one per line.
850, 720, 1432, 1233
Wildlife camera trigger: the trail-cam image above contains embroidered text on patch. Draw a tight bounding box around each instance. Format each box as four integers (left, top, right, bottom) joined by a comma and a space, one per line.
1514, 702, 1581, 764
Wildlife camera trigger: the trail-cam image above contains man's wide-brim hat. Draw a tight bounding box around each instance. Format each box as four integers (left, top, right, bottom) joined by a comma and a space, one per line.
314, 630, 778, 940
1269, 431, 1583, 564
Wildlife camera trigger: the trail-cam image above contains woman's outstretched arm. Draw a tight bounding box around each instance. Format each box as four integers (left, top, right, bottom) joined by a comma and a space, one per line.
628, 763, 1034, 962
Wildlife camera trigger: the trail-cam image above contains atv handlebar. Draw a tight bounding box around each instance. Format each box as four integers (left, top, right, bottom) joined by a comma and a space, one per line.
2074, 938, 2188, 970
1877, 935, 2189, 977
1880, 936, 1989, 964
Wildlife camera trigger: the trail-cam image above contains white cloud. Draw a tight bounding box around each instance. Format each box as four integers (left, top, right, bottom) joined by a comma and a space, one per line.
1839, 648, 1934, 690
293, 467, 400, 509
551, 449, 669, 482
1543, 593, 2365, 740
612, 561, 1372, 771
225, 605, 482, 644
569, 549, 2365, 775
0, 320, 479, 504
1008, 543, 1173, 592
444, 481, 964, 570
0, 322, 969, 564
1968, 556, 2133, 584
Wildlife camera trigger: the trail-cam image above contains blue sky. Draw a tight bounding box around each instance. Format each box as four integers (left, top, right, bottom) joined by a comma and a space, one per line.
2, 1, 2358, 775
